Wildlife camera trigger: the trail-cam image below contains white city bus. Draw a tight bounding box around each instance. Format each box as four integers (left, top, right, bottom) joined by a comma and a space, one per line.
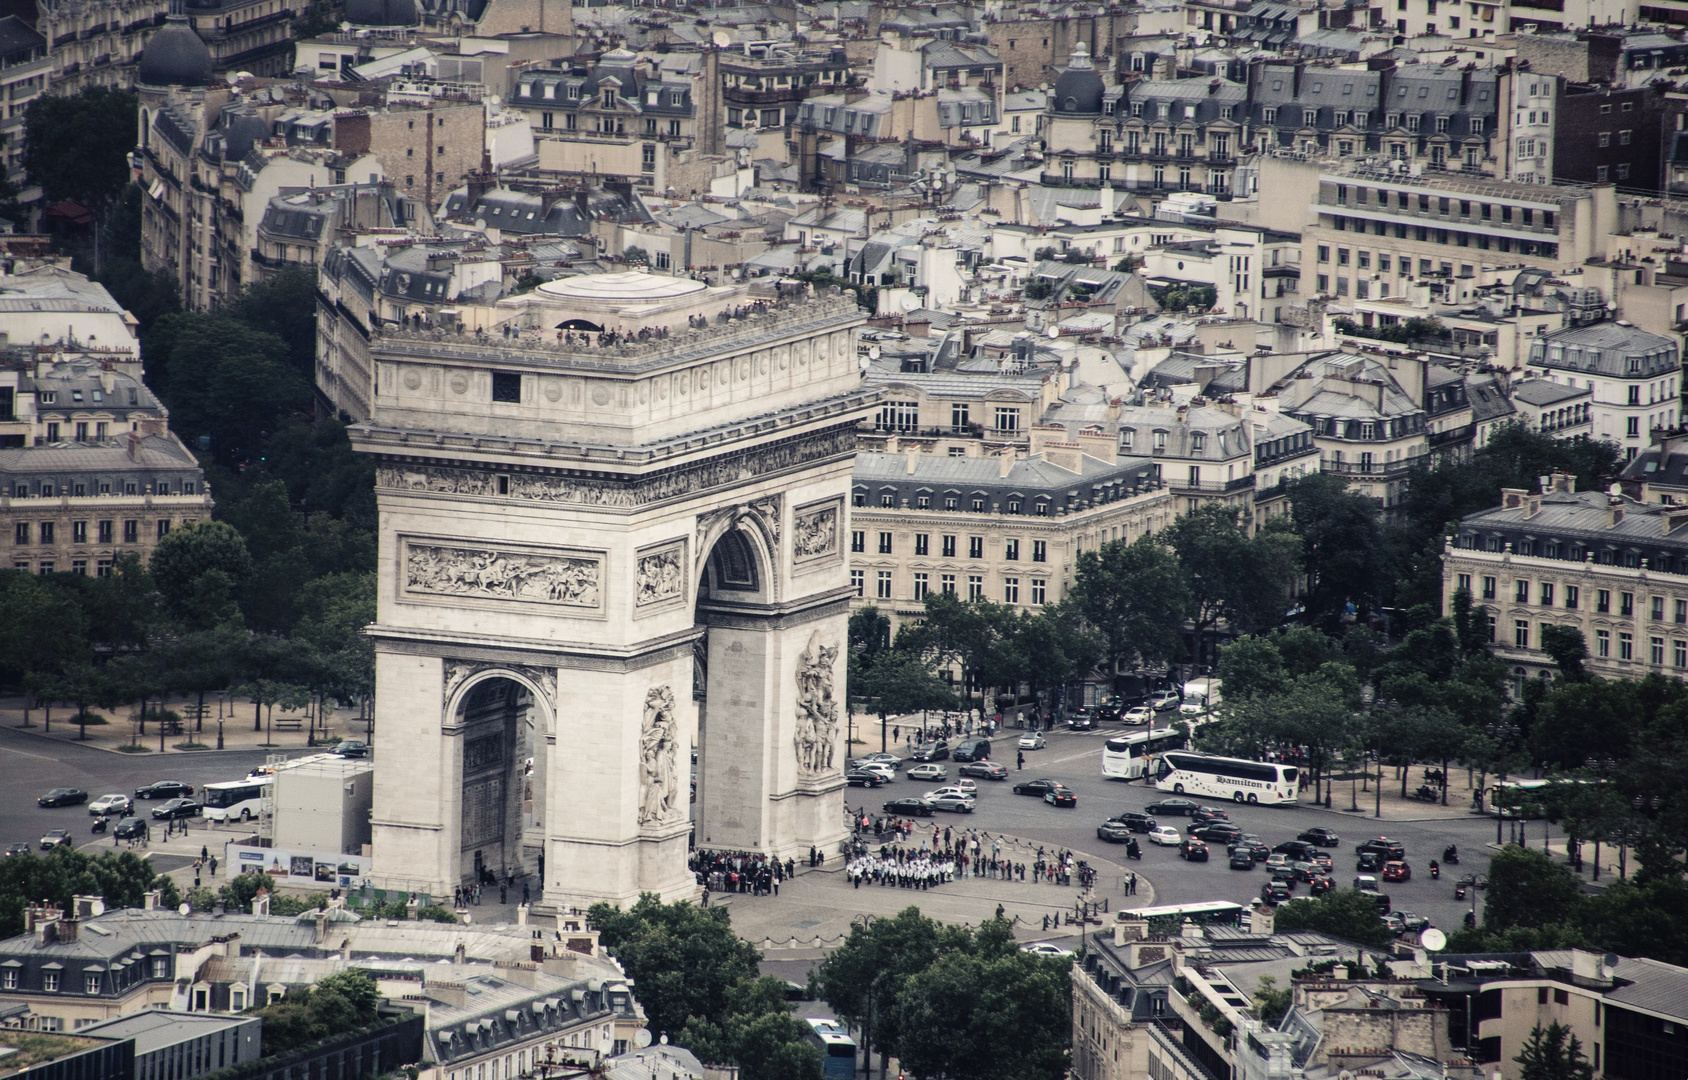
1154, 750, 1299, 804
201, 776, 273, 823
1101, 727, 1189, 780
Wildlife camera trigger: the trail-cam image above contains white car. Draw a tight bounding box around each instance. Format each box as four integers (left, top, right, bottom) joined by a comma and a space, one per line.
1122, 706, 1154, 725
1021, 942, 1074, 957
1148, 826, 1183, 846
1180, 700, 1207, 716
88, 794, 132, 817
927, 792, 976, 813
1017, 732, 1045, 750
955, 778, 977, 795
857, 762, 896, 782
1151, 691, 1182, 711
906, 763, 948, 782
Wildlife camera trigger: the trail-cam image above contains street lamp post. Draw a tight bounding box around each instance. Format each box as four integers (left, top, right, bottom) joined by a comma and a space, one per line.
1484, 722, 1520, 845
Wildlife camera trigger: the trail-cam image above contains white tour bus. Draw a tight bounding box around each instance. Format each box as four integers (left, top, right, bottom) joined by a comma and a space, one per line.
1101, 727, 1189, 780
1154, 750, 1298, 804
201, 776, 274, 823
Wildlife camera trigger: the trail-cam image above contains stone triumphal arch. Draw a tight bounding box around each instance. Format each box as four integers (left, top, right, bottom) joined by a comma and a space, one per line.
352, 272, 869, 910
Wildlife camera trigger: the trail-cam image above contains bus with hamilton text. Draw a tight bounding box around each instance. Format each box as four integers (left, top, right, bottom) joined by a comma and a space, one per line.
1154, 751, 1299, 805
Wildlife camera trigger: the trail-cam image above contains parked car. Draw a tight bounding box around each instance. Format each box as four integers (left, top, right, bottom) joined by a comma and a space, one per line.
150, 798, 202, 821
905, 763, 948, 782
1148, 826, 1183, 846
1108, 812, 1158, 833
1144, 797, 1200, 816
1097, 820, 1138, 843
909, 741, 950, 762
1232, 834, 1270, 861
88, 794, 132, 817
1012, 778, 1063, 797
1382, 860, 1412, 883
1273, 840, 1319, 861
332, 740, 369, 758
952, 739, 992, 763
1228, 849, 1256, 870
846, 770, 886, 788
1043, 785, 1078, 808
1179, 839, 1210, 862
852, 753, 903, 770
1121, 706, 1154, 725
1261, 880, 1293, 905
38, 788, 87, 808
1299, 828, 1341, 847
134, 780, 194, 800
39, 829, 72, 850
1017, 732, 1046, 751
927, 792, 977, 813
1021, 943, 1074, 957
1357, 837, 1406, 861
958, 761, 1008, 780
882, 797, 935, 817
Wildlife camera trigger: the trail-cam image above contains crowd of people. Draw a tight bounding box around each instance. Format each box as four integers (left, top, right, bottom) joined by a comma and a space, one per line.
691, 849, 794, 898
843, 817, 1097, 890
846, 844, 956, 889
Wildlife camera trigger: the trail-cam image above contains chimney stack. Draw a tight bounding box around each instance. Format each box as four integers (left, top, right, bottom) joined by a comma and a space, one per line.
999, 447, 1016, 478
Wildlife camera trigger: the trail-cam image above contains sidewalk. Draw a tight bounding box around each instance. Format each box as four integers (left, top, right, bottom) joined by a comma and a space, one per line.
1302, 765, 1495, 824
0, 695, 369, 756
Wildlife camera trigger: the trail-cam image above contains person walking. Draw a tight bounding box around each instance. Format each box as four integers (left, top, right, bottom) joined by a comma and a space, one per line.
1017, 751, 1025, 770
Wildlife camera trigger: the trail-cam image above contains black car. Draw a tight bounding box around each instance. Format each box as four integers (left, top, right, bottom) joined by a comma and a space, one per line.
1191, 807, 1231, 825
38, 788, 87, 808
1356, 850, 1385, 873
1357, 837, 1406, 861
1145, 797, 1200, 816
1299, 828, 1341, 847
1273, 840, 1319, 862
1066, 710, 1096, 732
882, 797, 935, 817
1261, 880, 1292, 904
151, 798, 202, 821
951, 739, 992, 763
135, 780, 194, 800
1292, 860, 1321, 882
1012, 778, 1063, 797
1233, 834, 1271, 861
909, 741, 950, 763
845, 770, 886, 788
1108, 812, 1157, 833
4, 842, 30, 857
1095, 701, 1122, 723
333, 740, 369, 758
1043, 785, 1078, 808
1269, 862, 1300, 883
1228, 849, 1256, 870
1179, 839, 1209, 862
113, 818, 147, 841
1097, 820, 1137, 843
1194, 823, 1244, 844
1309, 875, 1336, 896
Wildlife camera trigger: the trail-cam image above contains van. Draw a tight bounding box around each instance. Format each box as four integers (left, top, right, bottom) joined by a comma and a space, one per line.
952, 738, 992, 763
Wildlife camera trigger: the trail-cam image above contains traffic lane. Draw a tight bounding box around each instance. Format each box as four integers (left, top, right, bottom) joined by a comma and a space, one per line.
952, 732, 1498, 933
0, 727, 275, 857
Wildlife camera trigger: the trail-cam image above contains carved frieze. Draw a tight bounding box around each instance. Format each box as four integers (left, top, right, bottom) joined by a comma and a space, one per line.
375, 427, 857, 509
634, 540, 687, 611
403, 539, 602, 610
792, 498, 842, 565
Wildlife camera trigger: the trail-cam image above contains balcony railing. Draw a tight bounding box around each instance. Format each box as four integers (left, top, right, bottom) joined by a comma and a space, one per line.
1322, 458, 1417, 476
1169, 475, 1258, 493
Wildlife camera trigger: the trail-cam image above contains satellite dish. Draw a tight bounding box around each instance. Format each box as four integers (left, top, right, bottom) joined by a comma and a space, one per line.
634, 1029, 653, 1049
1046, 324, 1060, 339
899, 294, 919, 312
178, 903, 191, 915
712, 30, 732, 47
1420, 928, 1447, 952
1609, 482, 1623, 496
869, 345, 881, 360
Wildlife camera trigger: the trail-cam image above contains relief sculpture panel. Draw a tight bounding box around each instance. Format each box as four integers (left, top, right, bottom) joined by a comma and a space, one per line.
404, 539, 602, 610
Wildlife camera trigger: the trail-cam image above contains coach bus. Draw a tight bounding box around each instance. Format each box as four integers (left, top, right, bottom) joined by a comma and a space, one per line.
201, 776, 273, 824
1101, 727, 1188, 780
1119, 900, 1247, 929
804, 1018, 858, 1080
1154, 750, 1298, 805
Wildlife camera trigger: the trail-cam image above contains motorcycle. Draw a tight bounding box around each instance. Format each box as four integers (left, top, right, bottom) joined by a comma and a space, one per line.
1125, 839, 1142, 860
90, 817, 107, 835
1430, 860, 1440, 879
1442, 845, 1460, 865
1455, 873, 1476, 900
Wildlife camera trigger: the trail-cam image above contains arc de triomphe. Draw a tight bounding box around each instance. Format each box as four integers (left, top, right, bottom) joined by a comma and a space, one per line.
350, 273, 868, 910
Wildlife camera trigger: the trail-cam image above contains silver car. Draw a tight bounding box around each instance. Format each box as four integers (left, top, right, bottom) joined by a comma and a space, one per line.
926, 791, 976, 813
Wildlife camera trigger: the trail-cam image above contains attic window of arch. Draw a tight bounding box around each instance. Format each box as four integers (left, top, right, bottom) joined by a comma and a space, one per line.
1064, 97, 1077, 111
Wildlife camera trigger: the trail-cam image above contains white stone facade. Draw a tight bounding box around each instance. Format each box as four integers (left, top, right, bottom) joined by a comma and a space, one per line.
353, 277, 871, 911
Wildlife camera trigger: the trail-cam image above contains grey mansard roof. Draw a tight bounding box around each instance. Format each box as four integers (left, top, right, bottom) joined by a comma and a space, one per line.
1529, 322, 1679, 379
854, 450, 1157, 505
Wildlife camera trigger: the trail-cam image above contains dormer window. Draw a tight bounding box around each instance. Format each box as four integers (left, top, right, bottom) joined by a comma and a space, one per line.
566, 85, 579, 100
1191, 432, 1206, 451
71, 390, 83, 402
39, 391, 55, 404
602, 89, 616, 108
